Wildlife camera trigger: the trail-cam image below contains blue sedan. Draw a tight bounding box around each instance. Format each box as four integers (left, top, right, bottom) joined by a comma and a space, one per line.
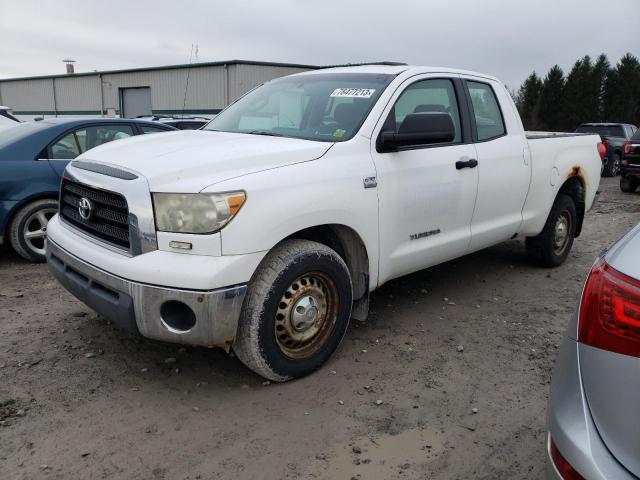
0, 118, 176, 262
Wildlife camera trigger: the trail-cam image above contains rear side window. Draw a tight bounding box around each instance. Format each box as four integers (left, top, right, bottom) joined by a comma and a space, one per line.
466, 81, 506, 141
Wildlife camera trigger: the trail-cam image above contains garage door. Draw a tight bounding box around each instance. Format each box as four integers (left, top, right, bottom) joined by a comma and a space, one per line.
120, 87, 152, 118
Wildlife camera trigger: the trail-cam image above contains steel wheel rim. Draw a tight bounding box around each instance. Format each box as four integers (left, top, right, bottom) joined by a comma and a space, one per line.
23, 208, 57, 256
612, 156, 620, 175
274, 271, 339, 359
552, 211, 572, 255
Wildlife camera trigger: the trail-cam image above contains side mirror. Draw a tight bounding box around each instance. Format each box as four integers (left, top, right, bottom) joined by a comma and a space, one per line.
377, 112, 455, 153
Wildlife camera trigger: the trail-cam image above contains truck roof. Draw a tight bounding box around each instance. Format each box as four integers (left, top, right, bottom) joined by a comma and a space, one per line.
293, 64, 501, 82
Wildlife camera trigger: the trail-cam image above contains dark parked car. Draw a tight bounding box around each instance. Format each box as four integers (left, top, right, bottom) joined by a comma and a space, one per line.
575, 123, 638, 177
620, 129, 640, 193
0, 118, 176, 262
136, 115, 210, 130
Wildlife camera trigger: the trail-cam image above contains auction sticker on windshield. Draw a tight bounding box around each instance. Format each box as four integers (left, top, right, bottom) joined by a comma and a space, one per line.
330, 88, 376, 98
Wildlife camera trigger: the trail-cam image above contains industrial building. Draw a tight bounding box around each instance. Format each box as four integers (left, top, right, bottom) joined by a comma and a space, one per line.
0, 60, 320, 120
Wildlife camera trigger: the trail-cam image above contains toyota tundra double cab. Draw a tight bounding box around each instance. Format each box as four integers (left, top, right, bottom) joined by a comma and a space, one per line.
46, 65, 604, 381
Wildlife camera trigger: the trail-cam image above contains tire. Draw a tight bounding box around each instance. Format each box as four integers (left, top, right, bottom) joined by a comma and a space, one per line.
233, 239, 353, 382
620, 176, 638, 193
9, 199, 58, 263
603, 153, 621, 177
526, 194, 577, 268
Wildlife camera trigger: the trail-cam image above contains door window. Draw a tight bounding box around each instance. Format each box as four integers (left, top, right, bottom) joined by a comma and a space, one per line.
383, 79, 462, 143
466, 81, 506, 141
49, 125, 134, 159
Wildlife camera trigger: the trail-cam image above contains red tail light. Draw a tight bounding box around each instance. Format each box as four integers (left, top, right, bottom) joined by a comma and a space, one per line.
578, 258, 640, 358
624, 141, 632, 155
550, 439, 585, 479
597, 142, 606, 160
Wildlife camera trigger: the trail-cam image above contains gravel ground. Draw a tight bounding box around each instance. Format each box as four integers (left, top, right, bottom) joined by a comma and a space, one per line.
1, 177, 638, 480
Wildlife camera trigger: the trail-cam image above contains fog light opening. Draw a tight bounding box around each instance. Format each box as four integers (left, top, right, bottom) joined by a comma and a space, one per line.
160, 301, 196, 333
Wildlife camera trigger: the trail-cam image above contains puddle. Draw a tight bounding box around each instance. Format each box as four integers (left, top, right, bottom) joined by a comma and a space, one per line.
309, 427, 444, 479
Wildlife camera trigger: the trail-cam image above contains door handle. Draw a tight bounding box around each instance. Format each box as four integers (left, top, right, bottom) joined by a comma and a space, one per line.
456, 158, 478, 170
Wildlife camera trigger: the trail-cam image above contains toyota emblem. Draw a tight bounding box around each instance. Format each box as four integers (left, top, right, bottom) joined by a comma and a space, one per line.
78, 197, 93, 221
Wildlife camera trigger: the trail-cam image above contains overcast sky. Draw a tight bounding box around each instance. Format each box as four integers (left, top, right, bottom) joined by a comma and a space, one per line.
0, 0, 638, 89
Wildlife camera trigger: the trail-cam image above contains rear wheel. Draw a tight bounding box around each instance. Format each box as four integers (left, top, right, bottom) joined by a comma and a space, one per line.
233, 240, 353, 382
603, 153, 621, 177
526, 194, 576, 268
9, 199, 58, 263
620, 176, 638, 193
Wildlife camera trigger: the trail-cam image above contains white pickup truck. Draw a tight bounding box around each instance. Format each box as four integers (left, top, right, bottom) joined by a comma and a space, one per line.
46, 65, 603, 381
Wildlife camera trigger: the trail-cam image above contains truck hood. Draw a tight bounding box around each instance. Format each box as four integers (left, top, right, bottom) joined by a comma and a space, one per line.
76, 130, 333, 192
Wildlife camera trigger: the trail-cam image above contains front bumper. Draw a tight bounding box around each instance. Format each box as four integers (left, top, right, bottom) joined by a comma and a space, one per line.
545, 335, 636, 479
47, 239, 247, 349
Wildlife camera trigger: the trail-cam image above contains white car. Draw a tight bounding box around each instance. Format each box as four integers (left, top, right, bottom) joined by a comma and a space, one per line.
46, 65, 604, 381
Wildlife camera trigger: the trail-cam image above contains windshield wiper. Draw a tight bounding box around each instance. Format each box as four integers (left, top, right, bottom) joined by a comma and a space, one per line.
246, 130, 284, 137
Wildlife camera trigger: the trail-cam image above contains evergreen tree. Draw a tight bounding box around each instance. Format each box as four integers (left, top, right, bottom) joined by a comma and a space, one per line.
560, 56, 593, 130
516, 72, 542, 130
590, 54, 610, 121
604, 53, 640, 125
516, 52, 640, 131
538, 65, 565, 130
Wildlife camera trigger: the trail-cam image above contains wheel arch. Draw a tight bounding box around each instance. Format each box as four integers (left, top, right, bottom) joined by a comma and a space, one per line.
2, 191, 59, 240
283, 224, 371, 321
557, 175, 585, 237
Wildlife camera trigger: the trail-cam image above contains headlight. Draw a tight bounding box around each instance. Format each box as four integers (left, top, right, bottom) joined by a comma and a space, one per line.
153, 192, 246, 234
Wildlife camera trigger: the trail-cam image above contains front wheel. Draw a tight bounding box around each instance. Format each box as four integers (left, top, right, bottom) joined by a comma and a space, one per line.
234, 240, 353, 382
526, 194, 577, 268
9, 199, 58, 263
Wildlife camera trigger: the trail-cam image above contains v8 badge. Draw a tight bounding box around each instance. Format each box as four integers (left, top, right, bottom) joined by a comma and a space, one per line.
363, 177, 377, 189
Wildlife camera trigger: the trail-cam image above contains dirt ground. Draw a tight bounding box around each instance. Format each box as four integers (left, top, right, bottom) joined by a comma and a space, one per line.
1, 177, 638, 480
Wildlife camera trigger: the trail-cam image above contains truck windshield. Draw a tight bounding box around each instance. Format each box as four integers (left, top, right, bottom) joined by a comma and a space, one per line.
575, 125, 625, 138
204, 73, 395, 142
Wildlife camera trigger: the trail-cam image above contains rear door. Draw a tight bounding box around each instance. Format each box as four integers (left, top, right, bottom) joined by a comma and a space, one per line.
371, 75, 479, 283
463, 78, 531, 251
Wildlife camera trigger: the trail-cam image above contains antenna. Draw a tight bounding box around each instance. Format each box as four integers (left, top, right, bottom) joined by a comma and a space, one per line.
181, 44, 197, 117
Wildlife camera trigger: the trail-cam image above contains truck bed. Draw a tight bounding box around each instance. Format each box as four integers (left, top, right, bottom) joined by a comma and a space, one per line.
525, 131, 590, 140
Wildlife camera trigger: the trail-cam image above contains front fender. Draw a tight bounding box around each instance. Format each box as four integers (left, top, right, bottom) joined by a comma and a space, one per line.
208, 138, 380, 288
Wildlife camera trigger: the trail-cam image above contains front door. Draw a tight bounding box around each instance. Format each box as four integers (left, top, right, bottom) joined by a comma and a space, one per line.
371, 76, 479, 284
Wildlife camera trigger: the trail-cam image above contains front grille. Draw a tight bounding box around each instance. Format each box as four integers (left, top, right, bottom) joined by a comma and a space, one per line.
60, 179, 131, 250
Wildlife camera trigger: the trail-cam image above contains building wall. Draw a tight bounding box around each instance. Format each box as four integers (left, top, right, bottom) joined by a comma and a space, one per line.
0, 63, 315, 120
